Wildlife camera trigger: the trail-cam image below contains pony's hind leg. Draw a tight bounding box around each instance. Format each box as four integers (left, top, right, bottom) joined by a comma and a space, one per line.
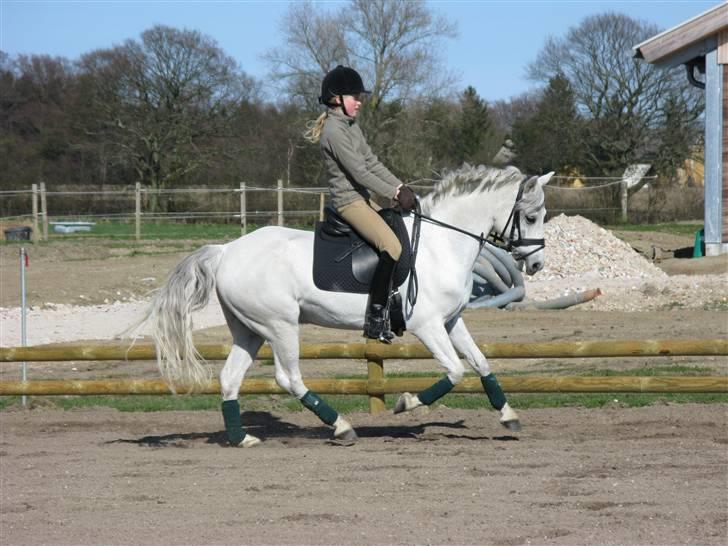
269, 324, 358, 443
446, 316, 521, 431
219, 313, 265, 447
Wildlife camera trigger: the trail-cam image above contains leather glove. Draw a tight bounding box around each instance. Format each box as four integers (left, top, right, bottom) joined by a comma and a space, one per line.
396, 185, 417, 212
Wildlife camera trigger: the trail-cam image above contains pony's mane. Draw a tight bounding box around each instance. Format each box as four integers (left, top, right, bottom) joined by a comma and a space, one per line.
420, 164, 525, 213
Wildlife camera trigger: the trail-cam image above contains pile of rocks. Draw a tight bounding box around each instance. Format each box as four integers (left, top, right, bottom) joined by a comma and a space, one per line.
536, 214, 667, 280
522, 215, 726, 311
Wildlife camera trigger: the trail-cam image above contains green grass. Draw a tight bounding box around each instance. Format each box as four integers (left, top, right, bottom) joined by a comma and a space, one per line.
3, 220, 699, 244
52, 221, 314, 241
1, 220, 317, 245
605, 222, 703, 237
1, 392, 725, 414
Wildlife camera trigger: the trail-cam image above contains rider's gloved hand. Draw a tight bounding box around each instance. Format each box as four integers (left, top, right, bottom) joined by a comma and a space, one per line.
396, 185, 417, 212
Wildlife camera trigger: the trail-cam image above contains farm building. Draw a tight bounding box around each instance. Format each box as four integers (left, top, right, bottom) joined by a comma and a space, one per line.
634, 2, 728, 255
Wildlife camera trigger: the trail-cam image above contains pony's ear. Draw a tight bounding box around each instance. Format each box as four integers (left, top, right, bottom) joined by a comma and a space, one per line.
537, 172, 555, 187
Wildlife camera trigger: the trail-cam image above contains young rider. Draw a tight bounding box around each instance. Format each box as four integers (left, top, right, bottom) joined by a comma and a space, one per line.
306, 65, 416, 342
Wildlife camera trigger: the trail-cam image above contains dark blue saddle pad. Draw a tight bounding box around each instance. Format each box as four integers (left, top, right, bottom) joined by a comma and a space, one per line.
313, 206, 412, 294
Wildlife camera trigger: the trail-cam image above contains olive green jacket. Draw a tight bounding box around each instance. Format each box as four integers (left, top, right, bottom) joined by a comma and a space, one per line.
320, 109, 401, 209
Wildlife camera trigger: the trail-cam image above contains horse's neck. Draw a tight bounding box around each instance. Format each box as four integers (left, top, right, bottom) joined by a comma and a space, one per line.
425, 187, 518, 266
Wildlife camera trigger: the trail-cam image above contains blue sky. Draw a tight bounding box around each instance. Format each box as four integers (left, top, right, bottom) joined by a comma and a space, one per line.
0, 0, 721, 102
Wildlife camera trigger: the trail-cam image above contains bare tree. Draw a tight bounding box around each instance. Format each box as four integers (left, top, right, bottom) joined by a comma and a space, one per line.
528, 12, 703, 175
264, 0, 456, 109
78, 25, 258, 209
263, 2, 349, 108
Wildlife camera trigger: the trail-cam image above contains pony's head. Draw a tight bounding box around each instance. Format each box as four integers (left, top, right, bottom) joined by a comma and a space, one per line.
420, 164, 552, 275
497, 171, 553, 275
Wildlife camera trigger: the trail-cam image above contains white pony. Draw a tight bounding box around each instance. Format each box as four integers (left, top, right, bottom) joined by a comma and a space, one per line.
140, 164, 553, 447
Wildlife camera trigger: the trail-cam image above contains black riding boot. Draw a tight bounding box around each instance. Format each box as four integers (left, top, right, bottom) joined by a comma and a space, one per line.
364, 251, 397, 343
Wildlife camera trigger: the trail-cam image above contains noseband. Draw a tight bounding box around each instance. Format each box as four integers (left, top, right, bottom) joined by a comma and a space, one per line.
488, 177, 546, 259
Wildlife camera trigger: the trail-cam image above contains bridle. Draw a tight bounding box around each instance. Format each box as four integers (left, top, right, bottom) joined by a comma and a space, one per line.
486, 176, 546, 259
411, 175, 546, 259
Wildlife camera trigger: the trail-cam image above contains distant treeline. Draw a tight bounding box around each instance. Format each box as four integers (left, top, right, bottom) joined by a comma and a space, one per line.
0, 6, 704, 212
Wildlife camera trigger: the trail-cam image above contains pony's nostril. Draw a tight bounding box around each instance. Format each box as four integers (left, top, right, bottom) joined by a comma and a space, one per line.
531, 262, 542, 272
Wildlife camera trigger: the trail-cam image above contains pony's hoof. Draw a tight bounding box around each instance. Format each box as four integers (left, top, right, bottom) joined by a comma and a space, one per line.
334, 428, 358, 443
240, 434, 262, 448
333, 418, 358, 444
394, 392, 420, 414
501, 419, 521, 432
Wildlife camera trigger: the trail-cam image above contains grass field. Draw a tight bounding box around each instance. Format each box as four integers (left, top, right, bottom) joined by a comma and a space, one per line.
1, 392, 724, 414
2, 219, 702, 245
605, 222, 703, 236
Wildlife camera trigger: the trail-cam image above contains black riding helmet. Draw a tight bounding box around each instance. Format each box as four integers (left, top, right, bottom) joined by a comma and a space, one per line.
318, 65, 370, 108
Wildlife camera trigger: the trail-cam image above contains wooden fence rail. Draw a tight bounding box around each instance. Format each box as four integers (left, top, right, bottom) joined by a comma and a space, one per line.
1, 376, 726, 397
2, 339, 727, 363
1, 339, 727, 413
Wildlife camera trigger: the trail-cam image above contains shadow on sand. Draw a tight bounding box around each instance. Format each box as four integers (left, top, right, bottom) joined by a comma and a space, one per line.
106, 411, 519, 447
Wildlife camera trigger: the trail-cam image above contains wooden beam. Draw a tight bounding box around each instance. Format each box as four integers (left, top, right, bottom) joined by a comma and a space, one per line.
1, 376, 726, 396
635, 4, 728, 65
719, 29, 728, 64
2, 339, 727, 364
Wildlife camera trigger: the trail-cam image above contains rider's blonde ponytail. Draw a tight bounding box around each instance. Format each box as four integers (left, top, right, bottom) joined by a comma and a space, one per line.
304, 111, 328, 143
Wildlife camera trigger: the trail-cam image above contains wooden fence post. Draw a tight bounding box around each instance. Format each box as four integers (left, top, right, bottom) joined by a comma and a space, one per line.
620, 180, 629, 223
40, 182, 48, 241
366, 340, 386, 414
240, 182, 247, 235
319, 192, 325, 221
277, 179, 284, 227
135, 183, 141, 241
31, 183, 39, 242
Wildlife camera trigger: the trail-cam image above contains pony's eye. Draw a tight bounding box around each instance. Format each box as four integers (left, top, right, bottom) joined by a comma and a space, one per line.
525, 215, 536, 224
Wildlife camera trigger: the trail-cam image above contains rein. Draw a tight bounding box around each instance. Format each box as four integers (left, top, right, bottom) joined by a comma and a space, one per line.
405, 201, 487, 318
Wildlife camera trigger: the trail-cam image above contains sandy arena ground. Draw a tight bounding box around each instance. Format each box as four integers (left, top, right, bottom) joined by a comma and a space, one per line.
1, 231, 727, 545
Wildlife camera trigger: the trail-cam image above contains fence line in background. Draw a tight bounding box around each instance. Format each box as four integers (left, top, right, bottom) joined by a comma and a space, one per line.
2, 182, 331, 241
0, 170, 669, 240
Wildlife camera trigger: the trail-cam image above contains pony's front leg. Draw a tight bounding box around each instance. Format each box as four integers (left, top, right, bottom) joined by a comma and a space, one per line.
446, 316, 521, 431
269, 327, 358, 443
394, 321, 465, 414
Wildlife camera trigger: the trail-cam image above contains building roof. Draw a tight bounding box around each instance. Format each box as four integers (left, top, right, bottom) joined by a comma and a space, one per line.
633, 2, 727, 66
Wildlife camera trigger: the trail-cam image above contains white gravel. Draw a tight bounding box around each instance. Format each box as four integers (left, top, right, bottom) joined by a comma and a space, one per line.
523, 214, 727, 312
537, 214, 667, 280
1, 215, 725, 346
0, 297, 226, 347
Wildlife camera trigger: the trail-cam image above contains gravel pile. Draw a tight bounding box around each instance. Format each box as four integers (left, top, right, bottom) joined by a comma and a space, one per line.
537, 214, 667, 280
523, 215, 726, 312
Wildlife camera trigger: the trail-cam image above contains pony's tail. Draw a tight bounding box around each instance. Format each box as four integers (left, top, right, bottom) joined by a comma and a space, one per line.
134, 244, 225, 393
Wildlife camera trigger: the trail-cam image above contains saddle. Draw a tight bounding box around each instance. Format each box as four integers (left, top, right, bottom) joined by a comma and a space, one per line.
313, 206, 412, 294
